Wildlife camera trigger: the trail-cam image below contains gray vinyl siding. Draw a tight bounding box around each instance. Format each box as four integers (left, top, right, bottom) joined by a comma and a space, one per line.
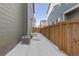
22, 4, 28, 35
48, 3, 78, 24
0, 3, 28, 55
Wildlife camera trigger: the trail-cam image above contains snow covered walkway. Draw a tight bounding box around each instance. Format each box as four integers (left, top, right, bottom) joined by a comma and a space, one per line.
6, 33, 66, 56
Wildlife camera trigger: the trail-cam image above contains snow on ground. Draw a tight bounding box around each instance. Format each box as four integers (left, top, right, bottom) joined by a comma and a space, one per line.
6, 33, 66, 56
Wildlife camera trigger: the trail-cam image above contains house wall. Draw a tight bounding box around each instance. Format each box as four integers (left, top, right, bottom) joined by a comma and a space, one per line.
22, 4, 28, 35
47, 3, 56, 18
40, 20, 48, 28
65, 7, 79, 19
27, 3, 34, 36
0, 3, 28, 55
48, 3, 78, 25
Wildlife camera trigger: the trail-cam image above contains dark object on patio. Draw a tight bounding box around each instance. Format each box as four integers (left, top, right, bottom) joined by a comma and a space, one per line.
21, 35, 30, 45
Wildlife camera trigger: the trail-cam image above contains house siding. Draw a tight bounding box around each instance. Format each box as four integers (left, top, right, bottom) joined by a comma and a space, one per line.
48, 3, 78, 25
27, 3, 34, 36
0, 3, 29, 55
65, 7, 79, 19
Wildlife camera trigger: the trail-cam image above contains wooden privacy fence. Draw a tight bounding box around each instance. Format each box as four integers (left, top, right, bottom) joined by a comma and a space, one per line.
32, 27, 40, 33
40, 19, 79, 56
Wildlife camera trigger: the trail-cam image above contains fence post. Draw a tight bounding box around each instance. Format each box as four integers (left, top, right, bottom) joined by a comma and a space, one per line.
49, 26, 50, 40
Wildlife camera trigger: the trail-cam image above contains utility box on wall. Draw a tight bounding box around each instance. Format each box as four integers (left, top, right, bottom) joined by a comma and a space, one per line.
21, 35, 30, 45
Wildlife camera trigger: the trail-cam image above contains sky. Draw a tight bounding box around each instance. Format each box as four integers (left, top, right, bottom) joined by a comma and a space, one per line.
34, 3, 48, 26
